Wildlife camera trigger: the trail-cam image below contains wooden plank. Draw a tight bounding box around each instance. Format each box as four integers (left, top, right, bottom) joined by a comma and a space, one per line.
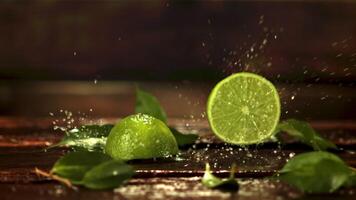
1, 178, 355, 200
1, 82, 356, 120
0, 141, 355, 183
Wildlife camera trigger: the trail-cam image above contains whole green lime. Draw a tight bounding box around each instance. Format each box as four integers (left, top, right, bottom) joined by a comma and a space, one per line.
105, 114, 179, 160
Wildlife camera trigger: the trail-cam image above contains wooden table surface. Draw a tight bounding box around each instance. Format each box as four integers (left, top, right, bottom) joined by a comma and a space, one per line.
0, 81, 355, 200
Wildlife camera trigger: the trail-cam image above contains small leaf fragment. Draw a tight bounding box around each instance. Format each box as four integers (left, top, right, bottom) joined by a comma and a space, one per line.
81, 160, 134, 190
170, 127, 198, 147
135, 87, 167, 123
202, 163, 239, 192
51, 151, 111, 184
278, 151, 353, 194
276, 119, 337, 151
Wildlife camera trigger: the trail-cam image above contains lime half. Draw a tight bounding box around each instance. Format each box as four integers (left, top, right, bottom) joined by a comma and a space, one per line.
105, 114, 178, 160
207, 72, 280, 145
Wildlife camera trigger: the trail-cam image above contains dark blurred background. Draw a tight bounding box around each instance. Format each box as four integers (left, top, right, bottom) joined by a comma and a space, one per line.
0, 0, 355, 119
0, 0, 355, 82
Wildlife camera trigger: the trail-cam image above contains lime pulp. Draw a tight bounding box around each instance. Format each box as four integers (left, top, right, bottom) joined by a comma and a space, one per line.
207, 72, 281, 145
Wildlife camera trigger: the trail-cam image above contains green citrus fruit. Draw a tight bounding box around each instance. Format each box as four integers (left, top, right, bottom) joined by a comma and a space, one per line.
207, 72, 280, 145
105, 114, 178, 160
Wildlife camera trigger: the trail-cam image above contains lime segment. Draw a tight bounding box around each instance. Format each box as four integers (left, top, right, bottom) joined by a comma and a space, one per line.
105, 114, 178, 160
207, 72, 280, 145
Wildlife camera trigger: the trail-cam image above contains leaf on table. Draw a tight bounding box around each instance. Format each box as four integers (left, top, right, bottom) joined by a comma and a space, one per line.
276, 119, 337, 151
135, 87, 167, 123
50, 124, 114, 152
51, 151, 112, 184
202, 163, 239, 192
170, 127, 198, 147
278, 151, 354, 194
81, 160, 134, 190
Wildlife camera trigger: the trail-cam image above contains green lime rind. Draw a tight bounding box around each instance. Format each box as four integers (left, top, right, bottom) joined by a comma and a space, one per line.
105, 114, 179, 160
207, 72, 280, 145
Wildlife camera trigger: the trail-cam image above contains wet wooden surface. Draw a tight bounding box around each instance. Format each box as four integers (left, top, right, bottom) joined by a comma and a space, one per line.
0, 82, 356, 199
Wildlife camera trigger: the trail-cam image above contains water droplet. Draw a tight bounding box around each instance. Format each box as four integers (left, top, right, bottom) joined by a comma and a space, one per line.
262, 39, 267, 45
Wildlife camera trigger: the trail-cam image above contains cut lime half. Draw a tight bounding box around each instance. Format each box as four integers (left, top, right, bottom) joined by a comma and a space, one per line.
105, 114, 179, 160
207, 72, 280, 145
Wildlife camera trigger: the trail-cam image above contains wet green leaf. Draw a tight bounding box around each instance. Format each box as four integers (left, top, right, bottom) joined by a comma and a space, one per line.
81, 160, 134, 190
51, 151, 111, 184
135, 88, 199, 148
170, 127, 198, 147
135, 87, 167, 123
276, 119, 337, 150
202, 163, 239, 192
51, 124, 114, 152
278, 151, 354, 193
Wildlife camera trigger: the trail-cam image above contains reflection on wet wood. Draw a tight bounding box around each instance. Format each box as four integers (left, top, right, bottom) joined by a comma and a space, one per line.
1, 178, 355, 200
1, 144, 356, 183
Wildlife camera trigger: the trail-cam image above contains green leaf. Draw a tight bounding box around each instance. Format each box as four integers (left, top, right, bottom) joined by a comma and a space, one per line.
278, 151, 353, 193
135, 87, 167, 123
345, 170, 356, 187
135, 88, 200, 148
202, 163, 239, 191
81, 160, 134, 190
51, 151, 111, 184
276, 119, 337, 151
170, 127, 198, 147
51, 124, 114, 152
